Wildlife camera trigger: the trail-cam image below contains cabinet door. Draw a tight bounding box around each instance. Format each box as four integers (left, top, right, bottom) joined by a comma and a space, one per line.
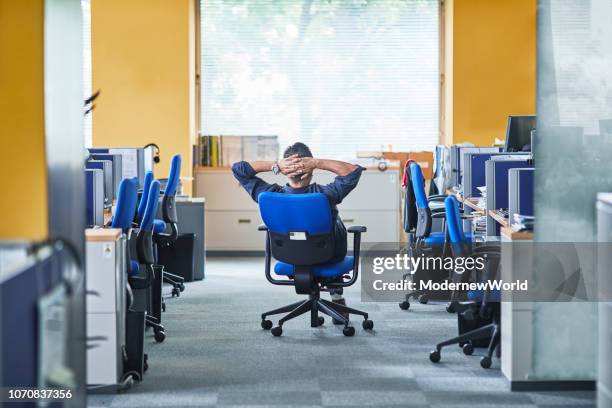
194, 171, 259, 211
338, 210, 399, 242
86, 313, 119, 385
86, 241, 118, 314
206, 210, 266, 250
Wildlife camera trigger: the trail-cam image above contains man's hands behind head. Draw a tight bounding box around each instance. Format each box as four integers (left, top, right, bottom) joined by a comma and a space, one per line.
286, 157, 317, 179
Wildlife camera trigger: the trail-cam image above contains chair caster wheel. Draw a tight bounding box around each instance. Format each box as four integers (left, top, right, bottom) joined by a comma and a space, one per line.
462, 343, 474, 355
362, 319, 374, 330
417, 294, 428, 304
429, 350, 441, 363
179, 283, 185, 292
480, 356, 492, 369
343, 326, 355, 337
317, 316, 325, 326
399, 301, 410, 310
261, 319, 273, 330
172, 287, 180, 297
446, 304, 455, 313
271, 326, 283, 337
154, 329, 166, 343
162, 302, 166, 312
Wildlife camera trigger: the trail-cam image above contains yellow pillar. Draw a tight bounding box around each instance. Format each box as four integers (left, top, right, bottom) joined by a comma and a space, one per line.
91, 0, 196, 194
0, 0, 48, 239
444, 0, 536, 146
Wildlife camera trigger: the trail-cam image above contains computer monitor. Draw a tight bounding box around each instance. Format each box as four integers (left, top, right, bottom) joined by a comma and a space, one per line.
90, 154, 122, 199
85, 169, 105, 226
86, 160, 113, 208
88, 147, 147, 187
505, 115, 536, 152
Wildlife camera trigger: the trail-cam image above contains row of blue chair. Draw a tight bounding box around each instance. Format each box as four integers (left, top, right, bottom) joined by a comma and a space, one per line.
400, 160, 501, 369
108, 154, 182, 383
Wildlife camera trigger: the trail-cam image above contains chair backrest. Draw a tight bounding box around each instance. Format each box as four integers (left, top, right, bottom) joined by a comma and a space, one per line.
402, 160, 418, 233
136, 180, 161, 266
137, 171, 154, 222
410, 161, 428, 209
111, 177, 139, 233
161, 154, 181, 225
141, 180, 161, 232
444, 195, 467, 243
165, 154, 181, 197
410, 162, 432, 239
259, 192, 335, 266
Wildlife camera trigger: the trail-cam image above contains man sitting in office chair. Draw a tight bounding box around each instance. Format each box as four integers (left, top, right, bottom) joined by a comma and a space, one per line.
232, 142, 364, 319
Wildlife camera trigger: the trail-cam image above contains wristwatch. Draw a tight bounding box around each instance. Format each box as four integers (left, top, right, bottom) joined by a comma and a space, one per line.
272, 162, 280, 175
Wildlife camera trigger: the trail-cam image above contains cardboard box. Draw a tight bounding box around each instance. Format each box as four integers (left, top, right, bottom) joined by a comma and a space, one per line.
382, 151, 434, 179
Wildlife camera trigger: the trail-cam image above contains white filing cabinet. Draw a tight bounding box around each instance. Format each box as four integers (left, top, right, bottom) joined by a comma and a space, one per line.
194, 167, 400, 251
85, 228, 126, 390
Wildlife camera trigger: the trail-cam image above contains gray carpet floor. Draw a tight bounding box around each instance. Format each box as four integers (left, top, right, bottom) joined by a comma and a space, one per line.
88, 257, 596, 408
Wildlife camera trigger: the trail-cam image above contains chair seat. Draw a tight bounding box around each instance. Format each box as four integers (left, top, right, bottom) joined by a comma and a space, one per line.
424, 232, 472, 245
153, 219, 166, 234
274, 256, 354, 279
129, 261, 140, 277
468, 289, 501, 302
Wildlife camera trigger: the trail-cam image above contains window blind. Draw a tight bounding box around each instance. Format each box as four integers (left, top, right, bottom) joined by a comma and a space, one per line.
200, 0, 440, 160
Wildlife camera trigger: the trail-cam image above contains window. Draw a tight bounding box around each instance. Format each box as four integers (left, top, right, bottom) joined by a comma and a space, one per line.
200, 0, 440, 159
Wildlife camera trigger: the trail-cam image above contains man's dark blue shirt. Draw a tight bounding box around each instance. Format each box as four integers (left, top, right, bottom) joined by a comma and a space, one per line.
232, 161, 364, 262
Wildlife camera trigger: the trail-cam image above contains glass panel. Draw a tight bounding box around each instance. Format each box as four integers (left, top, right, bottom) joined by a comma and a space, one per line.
533, 0, 612, 380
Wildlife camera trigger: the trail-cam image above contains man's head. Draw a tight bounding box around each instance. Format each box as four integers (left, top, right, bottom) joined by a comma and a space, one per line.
283, 142, 313, 187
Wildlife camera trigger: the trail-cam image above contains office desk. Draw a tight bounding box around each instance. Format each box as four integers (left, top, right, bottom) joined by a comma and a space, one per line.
448, 191, 486, 215
500, 226, 533, 241
489, 210, 509, 228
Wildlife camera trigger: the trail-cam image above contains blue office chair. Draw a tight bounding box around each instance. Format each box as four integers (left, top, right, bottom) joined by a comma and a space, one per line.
155, 154, 185, 296
429, 196, 501, 369
399, 161, 452, 309
111, 177, 140, 278
110, 177, 159, 380
136, 171, 154, 225
257, 192, 373, 337
134, 179, 167, 343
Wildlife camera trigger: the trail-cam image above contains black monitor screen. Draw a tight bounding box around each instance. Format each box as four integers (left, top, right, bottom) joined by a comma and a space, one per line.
505, 115, 536, 152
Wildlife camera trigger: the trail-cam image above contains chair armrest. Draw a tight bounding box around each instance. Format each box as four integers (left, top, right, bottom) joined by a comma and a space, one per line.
431, 213, 446, 219
348, 225, 367, 233
258, 224, 268, 231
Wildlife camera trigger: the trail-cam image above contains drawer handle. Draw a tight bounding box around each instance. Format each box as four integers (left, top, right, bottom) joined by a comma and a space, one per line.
238, 219, 252, 224
343, 219, 355, 223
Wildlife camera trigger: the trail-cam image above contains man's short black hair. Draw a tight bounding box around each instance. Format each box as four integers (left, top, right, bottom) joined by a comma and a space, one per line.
283, 142, 312, 158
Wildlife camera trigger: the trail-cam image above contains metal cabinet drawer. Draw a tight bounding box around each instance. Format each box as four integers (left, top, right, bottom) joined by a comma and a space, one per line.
86, 240, 120, 314
86, 313, 120, 385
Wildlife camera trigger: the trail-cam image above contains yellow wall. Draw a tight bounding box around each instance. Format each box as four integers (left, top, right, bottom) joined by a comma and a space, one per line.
91, 0, 195, 194
0, 0, 48, 239
445, 0, 536, 145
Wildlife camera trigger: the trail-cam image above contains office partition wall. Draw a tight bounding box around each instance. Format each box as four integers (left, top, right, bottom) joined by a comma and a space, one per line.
534, 0, 612, 386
